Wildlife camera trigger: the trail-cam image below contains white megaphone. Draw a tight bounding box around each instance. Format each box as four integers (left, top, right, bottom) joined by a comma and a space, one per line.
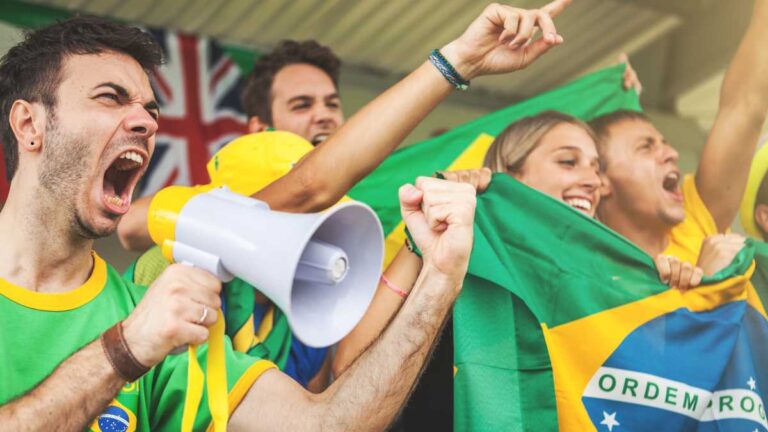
148, 185, 384, 347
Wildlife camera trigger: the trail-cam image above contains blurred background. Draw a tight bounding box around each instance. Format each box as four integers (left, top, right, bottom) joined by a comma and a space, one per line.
0, 0, 760, 268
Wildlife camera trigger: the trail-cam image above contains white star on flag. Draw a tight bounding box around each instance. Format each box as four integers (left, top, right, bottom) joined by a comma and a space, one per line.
601, 411, 620, 431
748, 376, 757, 391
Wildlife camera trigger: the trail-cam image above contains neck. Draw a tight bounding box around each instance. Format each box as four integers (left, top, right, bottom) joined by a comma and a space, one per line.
0, 181, 94, 293
599, 203, 670, 258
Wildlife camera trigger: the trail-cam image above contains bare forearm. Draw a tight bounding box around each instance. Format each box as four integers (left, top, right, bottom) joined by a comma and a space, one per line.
696, 0, 768, 230
318, 264, 460, 431
0, 339, 125, 431
333, 247, 422, 376
117, 196, 153, 252
719, 0, 768, 113
256, 62, 454, 213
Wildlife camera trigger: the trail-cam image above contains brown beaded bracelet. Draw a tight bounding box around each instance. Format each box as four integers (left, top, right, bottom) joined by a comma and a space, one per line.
100, 321, 149, 382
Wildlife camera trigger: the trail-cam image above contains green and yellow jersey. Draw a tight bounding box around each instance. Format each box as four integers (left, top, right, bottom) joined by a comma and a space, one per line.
0, 252, 275, 431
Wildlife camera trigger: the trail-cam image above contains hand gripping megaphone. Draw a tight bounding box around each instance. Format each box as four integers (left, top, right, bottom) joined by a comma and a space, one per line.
148, 185, 384, 347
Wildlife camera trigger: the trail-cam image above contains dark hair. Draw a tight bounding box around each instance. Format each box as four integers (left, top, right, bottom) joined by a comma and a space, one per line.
587, 109, 650, 156
0, 16, 163, 181
240, 40, 341, 124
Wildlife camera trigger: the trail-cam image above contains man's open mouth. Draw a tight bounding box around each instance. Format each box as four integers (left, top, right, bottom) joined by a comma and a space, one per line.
102, 150, 146, 214
311, 133, 329, 146
662, 171, 682, 201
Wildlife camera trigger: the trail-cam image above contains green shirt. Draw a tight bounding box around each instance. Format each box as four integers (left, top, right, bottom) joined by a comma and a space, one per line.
0, 253, 275, 431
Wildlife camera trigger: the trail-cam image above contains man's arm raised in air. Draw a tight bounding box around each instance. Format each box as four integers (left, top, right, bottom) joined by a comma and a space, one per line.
233, 177, 475, 431
116, 0, 570, 252
696, 0, 768, 231
228, 2, 572, 429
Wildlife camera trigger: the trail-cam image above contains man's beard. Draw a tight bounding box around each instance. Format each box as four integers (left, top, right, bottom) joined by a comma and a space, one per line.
37, 117, 111, 240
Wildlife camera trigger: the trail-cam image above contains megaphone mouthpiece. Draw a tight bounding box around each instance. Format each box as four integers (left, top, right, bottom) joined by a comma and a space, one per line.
295, 240, 349, 285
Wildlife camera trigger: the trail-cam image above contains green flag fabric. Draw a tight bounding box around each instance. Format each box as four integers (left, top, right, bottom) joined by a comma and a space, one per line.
455, 174, 768, 431
348, 64, 642, 266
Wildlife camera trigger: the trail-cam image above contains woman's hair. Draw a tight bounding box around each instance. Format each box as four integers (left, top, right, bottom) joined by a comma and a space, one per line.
483, 110, 598, 174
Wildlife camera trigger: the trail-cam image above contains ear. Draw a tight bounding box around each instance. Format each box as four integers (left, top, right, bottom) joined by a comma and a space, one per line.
755, 204, 768, 240
598, 172, 612, 199
247, 116, 271, 134
9, 100, 45, 154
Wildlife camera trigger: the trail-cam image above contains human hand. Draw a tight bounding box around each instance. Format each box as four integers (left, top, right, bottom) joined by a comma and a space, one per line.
399, 177, 476, 282
655, 254, 703, 291
440, 0, 571, 80
696, 233, 747, 277
121, 264, 222, 367
617, 53, 643, 96
436, 167, 493, 193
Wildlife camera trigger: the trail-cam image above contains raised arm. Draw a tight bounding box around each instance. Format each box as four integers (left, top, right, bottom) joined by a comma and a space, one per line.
117, 0, 568, 250
695, 0, 768, 231
230, 3, 572, 428
333, 168, 492, 376
332, 245, 422, 377
233, 177, 476, 431
254, 1, 569, 213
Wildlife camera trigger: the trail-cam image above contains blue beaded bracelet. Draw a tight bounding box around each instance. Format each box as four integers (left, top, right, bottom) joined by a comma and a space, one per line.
429, 49, 470, 91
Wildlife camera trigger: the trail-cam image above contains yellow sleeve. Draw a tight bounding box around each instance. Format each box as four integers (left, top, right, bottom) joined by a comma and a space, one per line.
664, 175, 720, 263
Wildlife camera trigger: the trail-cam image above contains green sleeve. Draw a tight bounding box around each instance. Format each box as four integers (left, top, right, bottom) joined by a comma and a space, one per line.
131, 246, 171, 286
148, 337, 276, 431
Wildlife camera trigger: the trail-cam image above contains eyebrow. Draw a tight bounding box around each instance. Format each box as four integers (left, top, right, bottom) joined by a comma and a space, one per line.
287, 93, 341, 105
287, 95, 314, 105
554, 145, 583, 152
95, 82, 160, 116
555, 145, 601, 164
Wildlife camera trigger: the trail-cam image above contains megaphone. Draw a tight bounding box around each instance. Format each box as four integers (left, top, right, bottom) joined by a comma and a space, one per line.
148, 186, 384, 347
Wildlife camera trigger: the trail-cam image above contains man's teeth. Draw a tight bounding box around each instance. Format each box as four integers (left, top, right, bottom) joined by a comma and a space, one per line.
566, 198, 592, 211
106, 195, 125, 207
663, 172, 680, 191
116, 151, 144, 170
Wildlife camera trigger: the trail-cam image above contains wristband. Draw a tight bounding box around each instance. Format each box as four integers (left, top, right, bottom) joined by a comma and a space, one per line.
381, 274, 409, 299
405, 228, 423, 258
101, 321, 150, 382
429, 49, 470, 91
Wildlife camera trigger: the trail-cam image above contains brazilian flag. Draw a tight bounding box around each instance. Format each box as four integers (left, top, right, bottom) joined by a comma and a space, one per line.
455, 174, 768, 431
348, 64, 641, 266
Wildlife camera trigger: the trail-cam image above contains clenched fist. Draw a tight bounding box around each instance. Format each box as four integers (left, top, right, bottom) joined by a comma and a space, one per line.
400, 177, 477, 282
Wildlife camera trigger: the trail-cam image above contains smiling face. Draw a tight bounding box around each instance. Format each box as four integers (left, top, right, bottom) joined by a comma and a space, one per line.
37, 51, 157, 238
511, 123, 602, 217
268, 63, 343, 145
598, 118, 683, 229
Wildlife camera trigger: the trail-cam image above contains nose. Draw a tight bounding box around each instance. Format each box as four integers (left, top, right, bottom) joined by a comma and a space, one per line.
661, 144, 679, 165
580, 165, 602, 189
311, 104, 338, 128
124, 103, 159, 139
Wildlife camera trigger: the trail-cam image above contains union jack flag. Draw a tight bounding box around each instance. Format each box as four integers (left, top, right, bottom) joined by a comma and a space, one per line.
141, 29, 248, 196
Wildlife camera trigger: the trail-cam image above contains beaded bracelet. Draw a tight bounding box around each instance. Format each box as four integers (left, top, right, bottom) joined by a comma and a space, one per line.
429, 49, 470, 91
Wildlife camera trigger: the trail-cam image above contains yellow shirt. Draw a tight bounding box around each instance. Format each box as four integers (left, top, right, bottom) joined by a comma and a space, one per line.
663, 175, 719, 263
